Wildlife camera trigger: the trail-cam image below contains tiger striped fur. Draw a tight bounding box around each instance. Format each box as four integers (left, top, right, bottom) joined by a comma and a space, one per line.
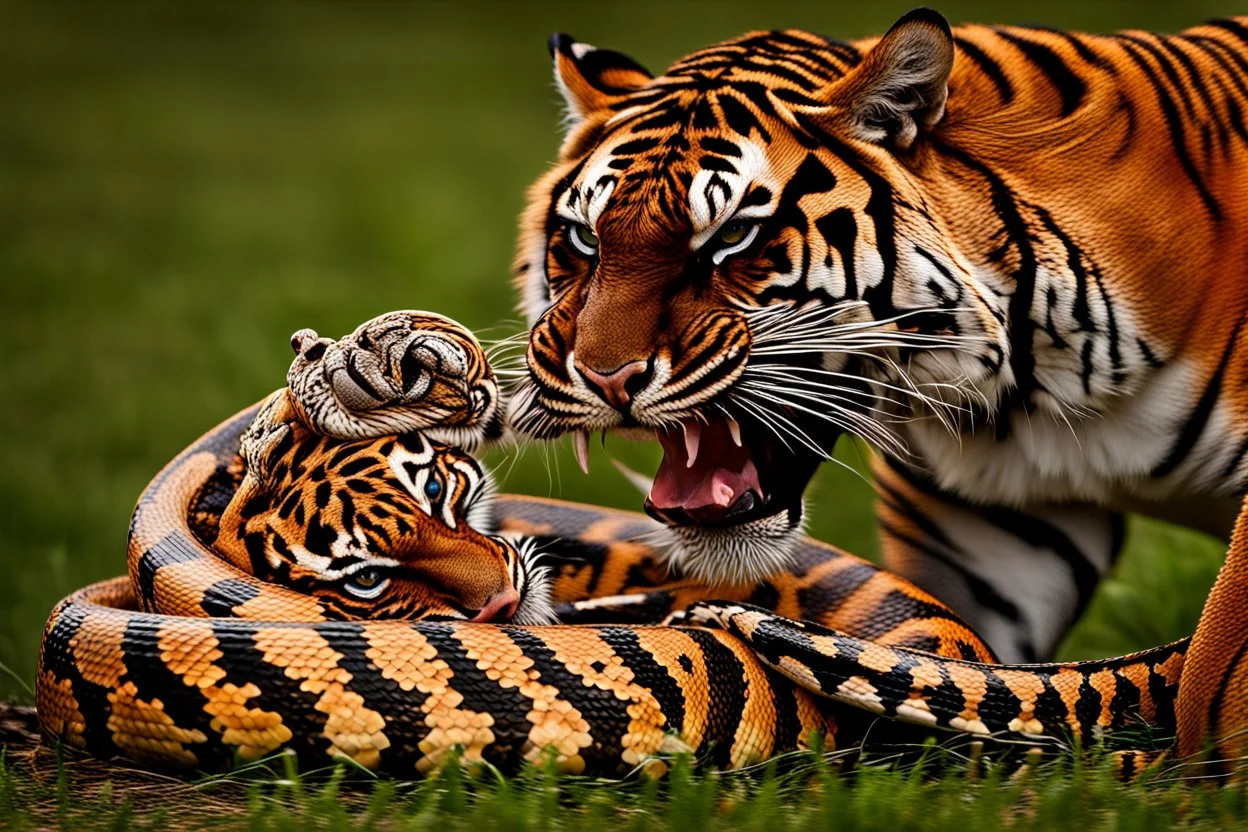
508, 9, 1248, 664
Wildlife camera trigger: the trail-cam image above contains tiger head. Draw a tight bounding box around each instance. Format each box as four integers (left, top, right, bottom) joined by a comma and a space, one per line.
508, 10, 1010, 582
217, 425, 553, 623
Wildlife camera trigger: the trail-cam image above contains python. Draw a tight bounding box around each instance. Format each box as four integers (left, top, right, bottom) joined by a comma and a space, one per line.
34, 311, 1248, 777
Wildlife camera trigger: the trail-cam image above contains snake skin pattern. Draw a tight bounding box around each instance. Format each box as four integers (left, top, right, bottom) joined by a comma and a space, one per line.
32, 311, 1224, 778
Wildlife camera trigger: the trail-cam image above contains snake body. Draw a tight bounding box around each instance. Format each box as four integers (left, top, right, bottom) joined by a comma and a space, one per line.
34, 313, 1206, 777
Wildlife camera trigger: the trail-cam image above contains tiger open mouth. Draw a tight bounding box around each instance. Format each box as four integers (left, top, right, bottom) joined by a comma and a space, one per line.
642, 416, 823, 532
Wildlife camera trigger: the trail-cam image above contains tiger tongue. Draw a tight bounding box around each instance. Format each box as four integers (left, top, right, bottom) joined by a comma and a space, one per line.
649, 420, 762, 522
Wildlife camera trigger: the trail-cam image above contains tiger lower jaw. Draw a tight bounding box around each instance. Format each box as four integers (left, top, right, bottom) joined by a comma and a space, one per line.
641, 415, 821, 583
661, 505, 807, 585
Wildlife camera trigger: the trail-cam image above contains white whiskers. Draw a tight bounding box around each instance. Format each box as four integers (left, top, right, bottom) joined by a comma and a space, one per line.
509, 536, 557, 625
735, 300, 992, 460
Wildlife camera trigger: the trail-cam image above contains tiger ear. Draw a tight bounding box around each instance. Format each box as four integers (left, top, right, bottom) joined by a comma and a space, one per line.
549, 34, 653, 135
834, 8, 954, 151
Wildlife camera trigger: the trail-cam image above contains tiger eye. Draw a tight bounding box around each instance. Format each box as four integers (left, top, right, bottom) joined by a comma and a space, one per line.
718, 222, 748, 245
568, 223, 599, 256
353, 570, 381, 588
343, 567, 390, 599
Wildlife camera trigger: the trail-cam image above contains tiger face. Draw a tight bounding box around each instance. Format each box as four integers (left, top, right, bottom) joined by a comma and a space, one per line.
509, 11, 1010, 581
218, 425, 553, 623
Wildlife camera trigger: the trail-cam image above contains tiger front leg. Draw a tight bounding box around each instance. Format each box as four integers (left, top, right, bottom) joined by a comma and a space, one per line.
285, 310, 503, 449
872, 455, 1124, 663
237, 389, 300, 487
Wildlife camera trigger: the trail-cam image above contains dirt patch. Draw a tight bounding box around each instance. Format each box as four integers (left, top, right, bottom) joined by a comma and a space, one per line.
2, 703, 262, 829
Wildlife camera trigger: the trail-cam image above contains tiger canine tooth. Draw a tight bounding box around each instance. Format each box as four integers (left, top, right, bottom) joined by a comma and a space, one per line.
726, 417, 742, 447
684, 420, 701, 468
573, 430, 590, 475
610, 457, 654, 495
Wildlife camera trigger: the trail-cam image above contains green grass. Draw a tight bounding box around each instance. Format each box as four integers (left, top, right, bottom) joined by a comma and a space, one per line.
0, 0, 1244, 826
6, 741, 1248, 832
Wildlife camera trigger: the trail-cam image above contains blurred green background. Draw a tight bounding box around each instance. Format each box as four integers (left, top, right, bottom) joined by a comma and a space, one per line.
0, 1, 1236, 699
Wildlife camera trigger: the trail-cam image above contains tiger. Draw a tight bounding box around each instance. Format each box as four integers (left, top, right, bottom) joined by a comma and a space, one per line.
211, 423, 547, 623
158, 309, 551, 624
506, 9, 1248, 662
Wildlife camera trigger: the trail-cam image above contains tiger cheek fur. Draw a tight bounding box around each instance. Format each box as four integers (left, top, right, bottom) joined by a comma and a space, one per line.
213, 423, 521, 623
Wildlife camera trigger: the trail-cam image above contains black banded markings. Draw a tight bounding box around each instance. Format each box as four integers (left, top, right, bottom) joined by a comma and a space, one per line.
974, 504, 1106, 628
1033, 206, 1127, 389
738, 614, 934, 723
792, 113, 903, 323
954, 36, 1014, 105
1071, 671, 1106, 744
117, 616, 225, 767
874, 460, 1023, 633
853, 590, 974, 643
769, 678, 807, 753
39, 604, 120, 759
210, 620, 336, 761
1205, 636, 1248, 744
994, 29, 1086, 118
315, 622, 433, 772
682, 628, 750, 768
796, 561, 878, 617
1152, 315, 1246, 478
814, 208, 858, 299
929, 139, 1040, 432
1117, 37, 1222, 219
1146, 648, 1184, 728
502, 626, 635, 773
750, 152, 845, 305
598, 627, 686, 735
135, 532, 205, 611
199, 578, 261, 617
1106, 666, 1144, 732
413, 623, 532, 769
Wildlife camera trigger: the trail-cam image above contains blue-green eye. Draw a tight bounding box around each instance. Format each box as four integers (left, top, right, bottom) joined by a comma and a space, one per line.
567, 223, 599, 257
425, 479, 442, 500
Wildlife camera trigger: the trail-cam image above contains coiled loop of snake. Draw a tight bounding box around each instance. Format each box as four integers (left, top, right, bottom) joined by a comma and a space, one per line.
36, 311, 1192, 776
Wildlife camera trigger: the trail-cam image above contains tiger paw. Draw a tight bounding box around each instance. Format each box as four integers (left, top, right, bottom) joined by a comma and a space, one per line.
285, 311, 502, 449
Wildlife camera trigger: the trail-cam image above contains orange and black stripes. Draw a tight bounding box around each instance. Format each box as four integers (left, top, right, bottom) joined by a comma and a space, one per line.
129, 400, 525, 627
39, 581, 838, 775
36, 402, 1222, 776
34, 393, 998, 775
37, 291, 1248, 777
511, 9, 1248, 671
689, 603, 1186, 748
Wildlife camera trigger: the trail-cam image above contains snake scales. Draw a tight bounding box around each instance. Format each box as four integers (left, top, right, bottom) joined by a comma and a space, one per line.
34, 311, 1235, 778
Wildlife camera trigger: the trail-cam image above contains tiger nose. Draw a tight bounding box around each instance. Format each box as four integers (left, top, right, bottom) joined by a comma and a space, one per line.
470, 587, 521, 622
574, 359, 652, 410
